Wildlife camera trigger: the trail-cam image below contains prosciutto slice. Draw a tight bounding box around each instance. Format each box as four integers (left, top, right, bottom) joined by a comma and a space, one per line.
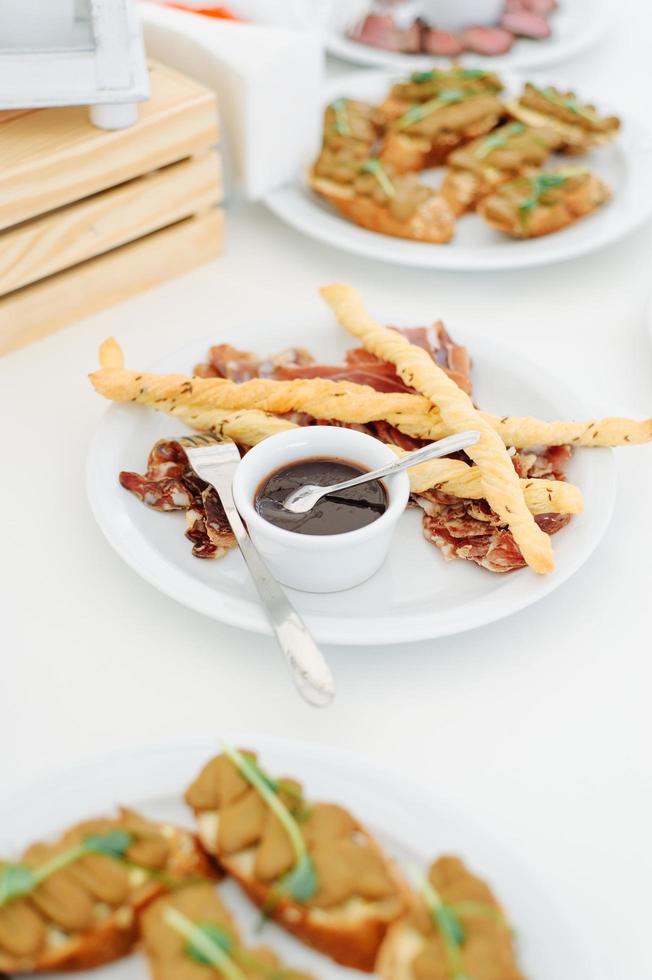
414, 446, 572, 572
120, 440, 236, 559
194, 322, 473, 396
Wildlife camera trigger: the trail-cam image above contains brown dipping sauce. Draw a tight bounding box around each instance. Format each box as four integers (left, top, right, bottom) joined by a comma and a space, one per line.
255, 457, 388, 536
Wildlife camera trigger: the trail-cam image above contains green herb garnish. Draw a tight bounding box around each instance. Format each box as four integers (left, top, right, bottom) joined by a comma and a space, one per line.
359, 157, 395, 198
516, 172, 567, 224
475, 122, 525, 159
537, 86, 597, 122
84, 829, 132, 859
450, 900, 508, 927
460, 68, 487, 79
0, 829, 133, 907
410, 69, 438, 83
280, 853, 318, 903
395, 89, 466, 129
165, 908, 247, 980
222, 744, 317, 904
330, 98, 350, 137
415, 871, 468, 980
167, 908, 293, 980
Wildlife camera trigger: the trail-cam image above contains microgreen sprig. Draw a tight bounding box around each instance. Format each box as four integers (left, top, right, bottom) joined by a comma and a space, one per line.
449, 900, 508, 928
359, 158, 395, 198
396, 89, 467, 130
166, 908, 293, 980
222, 744, 317, 904
536, 85, 598, 122
0, 829, 133, 907
411, 868, 468, 980
475, 122, 525, 160
516, 172, 567, 223
165, 907, 247, 980
330, 98, 350, 137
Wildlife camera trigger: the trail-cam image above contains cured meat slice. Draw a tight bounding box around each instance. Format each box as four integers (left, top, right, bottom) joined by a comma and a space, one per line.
120, 440, 236, 560
419, 491, 570, 572
501, 10, 551, 37
195, 344, 314, 382
422, 29, 464, 56
195, 324, 472, 397
461, 26, 514, 55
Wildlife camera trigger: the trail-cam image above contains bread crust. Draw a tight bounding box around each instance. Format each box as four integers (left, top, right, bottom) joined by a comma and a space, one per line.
310, 174, 455, 244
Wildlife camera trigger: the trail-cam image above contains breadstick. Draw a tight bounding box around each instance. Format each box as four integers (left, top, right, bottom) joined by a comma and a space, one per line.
92, 340, 652, 448
92, 342, 580, 516
320, 283, 554, 573
169, 403, 581, 516
483, 412, 652, 448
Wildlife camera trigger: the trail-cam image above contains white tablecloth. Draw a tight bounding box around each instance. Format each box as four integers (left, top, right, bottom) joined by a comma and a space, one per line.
2, 6, 652, 976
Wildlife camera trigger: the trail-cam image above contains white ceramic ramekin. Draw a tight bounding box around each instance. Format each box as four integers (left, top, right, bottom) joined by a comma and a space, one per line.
232, 426, 410, 593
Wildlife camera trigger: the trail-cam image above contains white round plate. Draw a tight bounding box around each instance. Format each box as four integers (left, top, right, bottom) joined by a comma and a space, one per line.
326, 0, 611, 72
87, 313, 616, 646
264, 71, 652, 271
0, 735, 608, 980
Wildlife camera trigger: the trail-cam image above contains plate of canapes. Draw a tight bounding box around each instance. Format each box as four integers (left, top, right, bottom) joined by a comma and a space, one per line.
263, 67, 652, 270
0, 736, 607, 979
86, 285, 652, 645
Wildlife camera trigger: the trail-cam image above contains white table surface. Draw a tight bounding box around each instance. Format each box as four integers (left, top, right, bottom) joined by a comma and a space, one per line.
2, 6, 652, 978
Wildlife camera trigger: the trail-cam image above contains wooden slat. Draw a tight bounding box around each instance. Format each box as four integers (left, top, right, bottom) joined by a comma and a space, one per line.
0, 211, 223, 356
0, 152, 222, 296
0, 62, 219, 231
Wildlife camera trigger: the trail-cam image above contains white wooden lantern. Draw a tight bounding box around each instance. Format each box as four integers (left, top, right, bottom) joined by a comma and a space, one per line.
0, 0, 149, 129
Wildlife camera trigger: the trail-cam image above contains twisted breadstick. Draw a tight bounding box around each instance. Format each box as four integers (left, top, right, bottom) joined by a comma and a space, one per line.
320, 284, 554, 573
92, 340, 581, 516
166, 403, 582, 517
91, 342, 651, 448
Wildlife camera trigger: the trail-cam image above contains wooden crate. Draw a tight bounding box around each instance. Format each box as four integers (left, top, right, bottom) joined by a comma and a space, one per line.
0, 62, 223, 356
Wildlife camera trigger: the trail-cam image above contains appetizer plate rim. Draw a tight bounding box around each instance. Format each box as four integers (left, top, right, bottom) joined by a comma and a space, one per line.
264, 69, 652, 272
0, 734, 611, 980
325, 0, 612, 73
86, 323, 617, 646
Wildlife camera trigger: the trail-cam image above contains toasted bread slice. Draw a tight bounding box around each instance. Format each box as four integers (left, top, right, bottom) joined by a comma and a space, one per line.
441, 122, 565, 214
310, 174, 455, 244
186, 751, 409, 972
0, 809, 214, 974
507, 84, 620, 154
142, 882, 314, 980
376, 856, 524, 980
380, 94, 506, 173
477, 168, 611, 238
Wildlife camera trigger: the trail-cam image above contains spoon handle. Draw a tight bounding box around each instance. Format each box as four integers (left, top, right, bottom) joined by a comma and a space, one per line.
326, 430, 482, 495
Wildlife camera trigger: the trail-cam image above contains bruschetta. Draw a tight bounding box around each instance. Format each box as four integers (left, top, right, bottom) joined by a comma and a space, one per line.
376, 856, 524, 980
477, 167, 611, 237
142, 882, 313, 980
0, 809, 213, 974
185, 749, 409, 972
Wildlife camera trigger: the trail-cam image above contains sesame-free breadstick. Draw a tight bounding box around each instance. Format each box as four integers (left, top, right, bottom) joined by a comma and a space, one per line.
91, 341, 581, 517
92, 341, 652, 448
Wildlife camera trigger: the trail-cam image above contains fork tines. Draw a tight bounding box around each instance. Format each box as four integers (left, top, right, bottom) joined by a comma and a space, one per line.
177, 433, 224, 449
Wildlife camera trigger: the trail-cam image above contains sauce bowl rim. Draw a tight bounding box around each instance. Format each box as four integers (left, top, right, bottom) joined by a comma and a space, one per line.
232, 426, 410, 549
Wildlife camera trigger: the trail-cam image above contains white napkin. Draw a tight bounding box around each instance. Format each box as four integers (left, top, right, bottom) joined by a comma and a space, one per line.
138, 2, 324, 200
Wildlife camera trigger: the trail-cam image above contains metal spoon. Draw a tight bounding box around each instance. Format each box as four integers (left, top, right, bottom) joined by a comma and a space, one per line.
282, 430, 482, 515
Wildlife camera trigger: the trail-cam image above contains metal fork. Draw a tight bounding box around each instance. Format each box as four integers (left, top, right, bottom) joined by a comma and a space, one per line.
177, 434, 335, 708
